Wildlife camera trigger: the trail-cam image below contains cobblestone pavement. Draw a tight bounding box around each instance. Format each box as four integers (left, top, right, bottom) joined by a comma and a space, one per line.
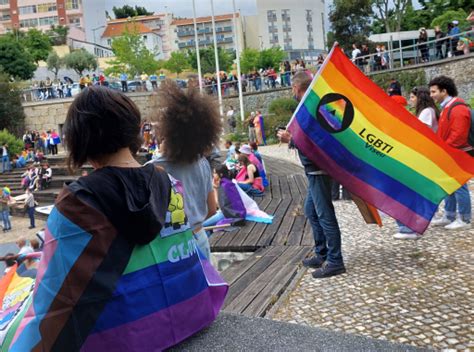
259, 144, 473, 351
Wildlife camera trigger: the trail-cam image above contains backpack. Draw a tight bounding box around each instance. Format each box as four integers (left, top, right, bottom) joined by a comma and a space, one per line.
447, 101, 474, 155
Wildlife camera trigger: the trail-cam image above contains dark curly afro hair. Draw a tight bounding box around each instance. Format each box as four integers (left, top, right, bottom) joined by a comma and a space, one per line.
155, 79, 222, 164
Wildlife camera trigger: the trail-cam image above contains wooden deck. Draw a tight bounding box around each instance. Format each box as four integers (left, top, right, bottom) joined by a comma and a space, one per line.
211, 156, 314, 317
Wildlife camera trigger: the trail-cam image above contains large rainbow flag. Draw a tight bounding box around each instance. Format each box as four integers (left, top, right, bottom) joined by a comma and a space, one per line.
6, 175, 227, 351
288, 45, 474, 234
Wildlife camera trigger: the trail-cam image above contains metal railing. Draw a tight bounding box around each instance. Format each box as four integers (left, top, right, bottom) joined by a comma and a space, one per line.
353, 29, 473, 74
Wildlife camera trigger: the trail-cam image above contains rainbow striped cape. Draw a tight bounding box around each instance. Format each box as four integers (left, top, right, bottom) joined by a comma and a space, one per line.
7, 176, 228, 351
288, 45, 474, 234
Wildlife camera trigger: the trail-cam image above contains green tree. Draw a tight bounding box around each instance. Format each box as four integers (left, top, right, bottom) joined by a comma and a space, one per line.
372, 0, 411, 33
22, 28, 52, 63
259, 47, 286, 70
164, 51, 190, 77
112, 5, 153, 19
188, 47, 234, 74
107, 24, 159, 76
431, 9, 469, 32
0, 71, 26, 137
240, 48, 260, 73
47, 25, 69, 45
328, 0, 373, 50
47, 51, 63, 79
64, 49, 98, 76
0, 36, 36, 80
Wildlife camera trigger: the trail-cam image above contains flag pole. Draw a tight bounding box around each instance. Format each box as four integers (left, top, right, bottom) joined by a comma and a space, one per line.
210, 0, 223, 116
192, 0, 203, 92
232, 0, 245, 122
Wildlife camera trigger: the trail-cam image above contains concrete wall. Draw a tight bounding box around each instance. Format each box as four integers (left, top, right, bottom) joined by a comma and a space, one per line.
23, 54, 473, 132
369, 54, 474, 101
23, 88, 293, 131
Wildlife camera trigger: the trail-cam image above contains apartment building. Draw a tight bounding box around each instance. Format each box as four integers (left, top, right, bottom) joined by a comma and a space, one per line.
245, 0, 326, 61
171, 13, 244, 53
0, 0, 107, 43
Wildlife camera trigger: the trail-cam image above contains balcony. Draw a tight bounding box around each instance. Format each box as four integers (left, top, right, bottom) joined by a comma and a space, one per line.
177, 30, 194, 37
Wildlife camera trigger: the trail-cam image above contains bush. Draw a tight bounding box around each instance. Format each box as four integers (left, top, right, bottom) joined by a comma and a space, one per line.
264, 98, 298, 144
0, 129, 24, 157
370, 70, 426, 96
0, 72, 26, 136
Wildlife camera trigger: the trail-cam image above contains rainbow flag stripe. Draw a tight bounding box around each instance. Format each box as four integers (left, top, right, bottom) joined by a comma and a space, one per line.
8, 183, 227, 351
288, 46, 474, 234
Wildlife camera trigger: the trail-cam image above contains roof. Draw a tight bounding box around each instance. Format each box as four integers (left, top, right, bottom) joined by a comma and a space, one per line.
102, 22, 153, 38
108, 14, 166, 25
172, 13, 239, 26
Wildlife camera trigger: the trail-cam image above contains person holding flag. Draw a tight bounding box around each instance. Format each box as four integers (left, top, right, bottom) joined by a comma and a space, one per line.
278, 72, 346, 279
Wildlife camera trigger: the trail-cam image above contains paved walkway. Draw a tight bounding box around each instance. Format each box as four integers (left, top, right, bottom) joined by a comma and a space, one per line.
259, 144, 473, 351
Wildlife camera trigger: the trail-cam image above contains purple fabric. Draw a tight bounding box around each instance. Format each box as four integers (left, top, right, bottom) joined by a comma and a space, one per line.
81, 287, 227, 351
221, 179, 246, 219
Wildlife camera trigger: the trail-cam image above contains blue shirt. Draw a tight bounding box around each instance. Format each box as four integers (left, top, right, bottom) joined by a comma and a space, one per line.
120, 73, 128, 81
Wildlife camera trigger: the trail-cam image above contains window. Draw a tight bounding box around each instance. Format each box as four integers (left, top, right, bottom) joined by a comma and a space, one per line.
307, 25, 313, 32
66, 0, 80, 10
0, 0, 9, 5
39, 16, 58, 26
69, 16, 80, 26
281, 9, 290, 22
19, 6, 37, 15
306, 9, 313, 22
20, 18, 39, 28
267, 10, 276, 22
37, 3, 57, 13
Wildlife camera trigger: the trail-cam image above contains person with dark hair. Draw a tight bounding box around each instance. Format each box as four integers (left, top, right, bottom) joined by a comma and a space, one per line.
8, 86, 227, 351
394, 86, 439, 239
418, 28, 429, 62
236, 154, 264, 196
434, 26, 446, 59
1, 187, 12, 232
24, 188, 35, 229
151, 80, 221, 260
429, 76, 472, 230
3, 253, 16, 275
388, 78, 402, 96
278, 72, 345, 278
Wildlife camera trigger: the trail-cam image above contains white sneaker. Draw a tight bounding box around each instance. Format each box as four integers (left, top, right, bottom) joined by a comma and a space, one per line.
431, 216, 452, 227
393, 232, 420, 240
444, 219, 471, 230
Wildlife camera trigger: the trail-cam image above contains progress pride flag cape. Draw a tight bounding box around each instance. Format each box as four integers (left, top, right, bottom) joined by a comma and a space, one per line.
288, 44, 474, 234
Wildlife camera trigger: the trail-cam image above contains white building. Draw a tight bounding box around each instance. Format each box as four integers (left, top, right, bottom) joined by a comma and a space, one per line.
245, 0, 326, 62
101, 21, 164, 60
170, 13, 244, 54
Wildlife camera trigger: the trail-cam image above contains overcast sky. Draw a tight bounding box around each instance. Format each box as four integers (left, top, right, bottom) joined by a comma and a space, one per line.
105, 0, 258, 18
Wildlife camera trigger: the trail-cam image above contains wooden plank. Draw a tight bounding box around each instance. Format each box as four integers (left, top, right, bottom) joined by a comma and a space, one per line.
222, 246, 286, 310
294, 173, 308, 199
241, 197, 281, 247
242, 247, 311, 317
220, 247, 270, 284
226, 195, 273, 249
301, 219, 314, 246
286, 213, 306, 246
225, 246, 301, 314
270, 174, 281, 200
260, 198, 291, 246
287, 175, 301, 201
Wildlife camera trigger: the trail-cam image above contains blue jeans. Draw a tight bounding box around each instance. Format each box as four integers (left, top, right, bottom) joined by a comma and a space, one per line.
2, 210, 11, 230
396, 220, 415, 234
27, 206, 35, 228
304, 174, 343, 265
238, 183, 263, 197
444, 183, 471, 222
2, 155, 10, 172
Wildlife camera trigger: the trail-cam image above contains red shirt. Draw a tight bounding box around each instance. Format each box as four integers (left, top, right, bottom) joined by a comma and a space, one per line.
437, 97, 471, 149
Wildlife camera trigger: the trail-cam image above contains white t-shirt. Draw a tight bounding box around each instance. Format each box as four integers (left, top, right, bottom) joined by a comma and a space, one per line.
18, 245, 34, 256
418, 107, 438, 132
352, 48, 361, 61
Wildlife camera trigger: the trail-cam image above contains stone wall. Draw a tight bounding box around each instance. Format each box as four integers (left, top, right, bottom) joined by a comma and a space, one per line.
23, 54, 473, 131
369, 54, 474, 100
23, 88, 293, 131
